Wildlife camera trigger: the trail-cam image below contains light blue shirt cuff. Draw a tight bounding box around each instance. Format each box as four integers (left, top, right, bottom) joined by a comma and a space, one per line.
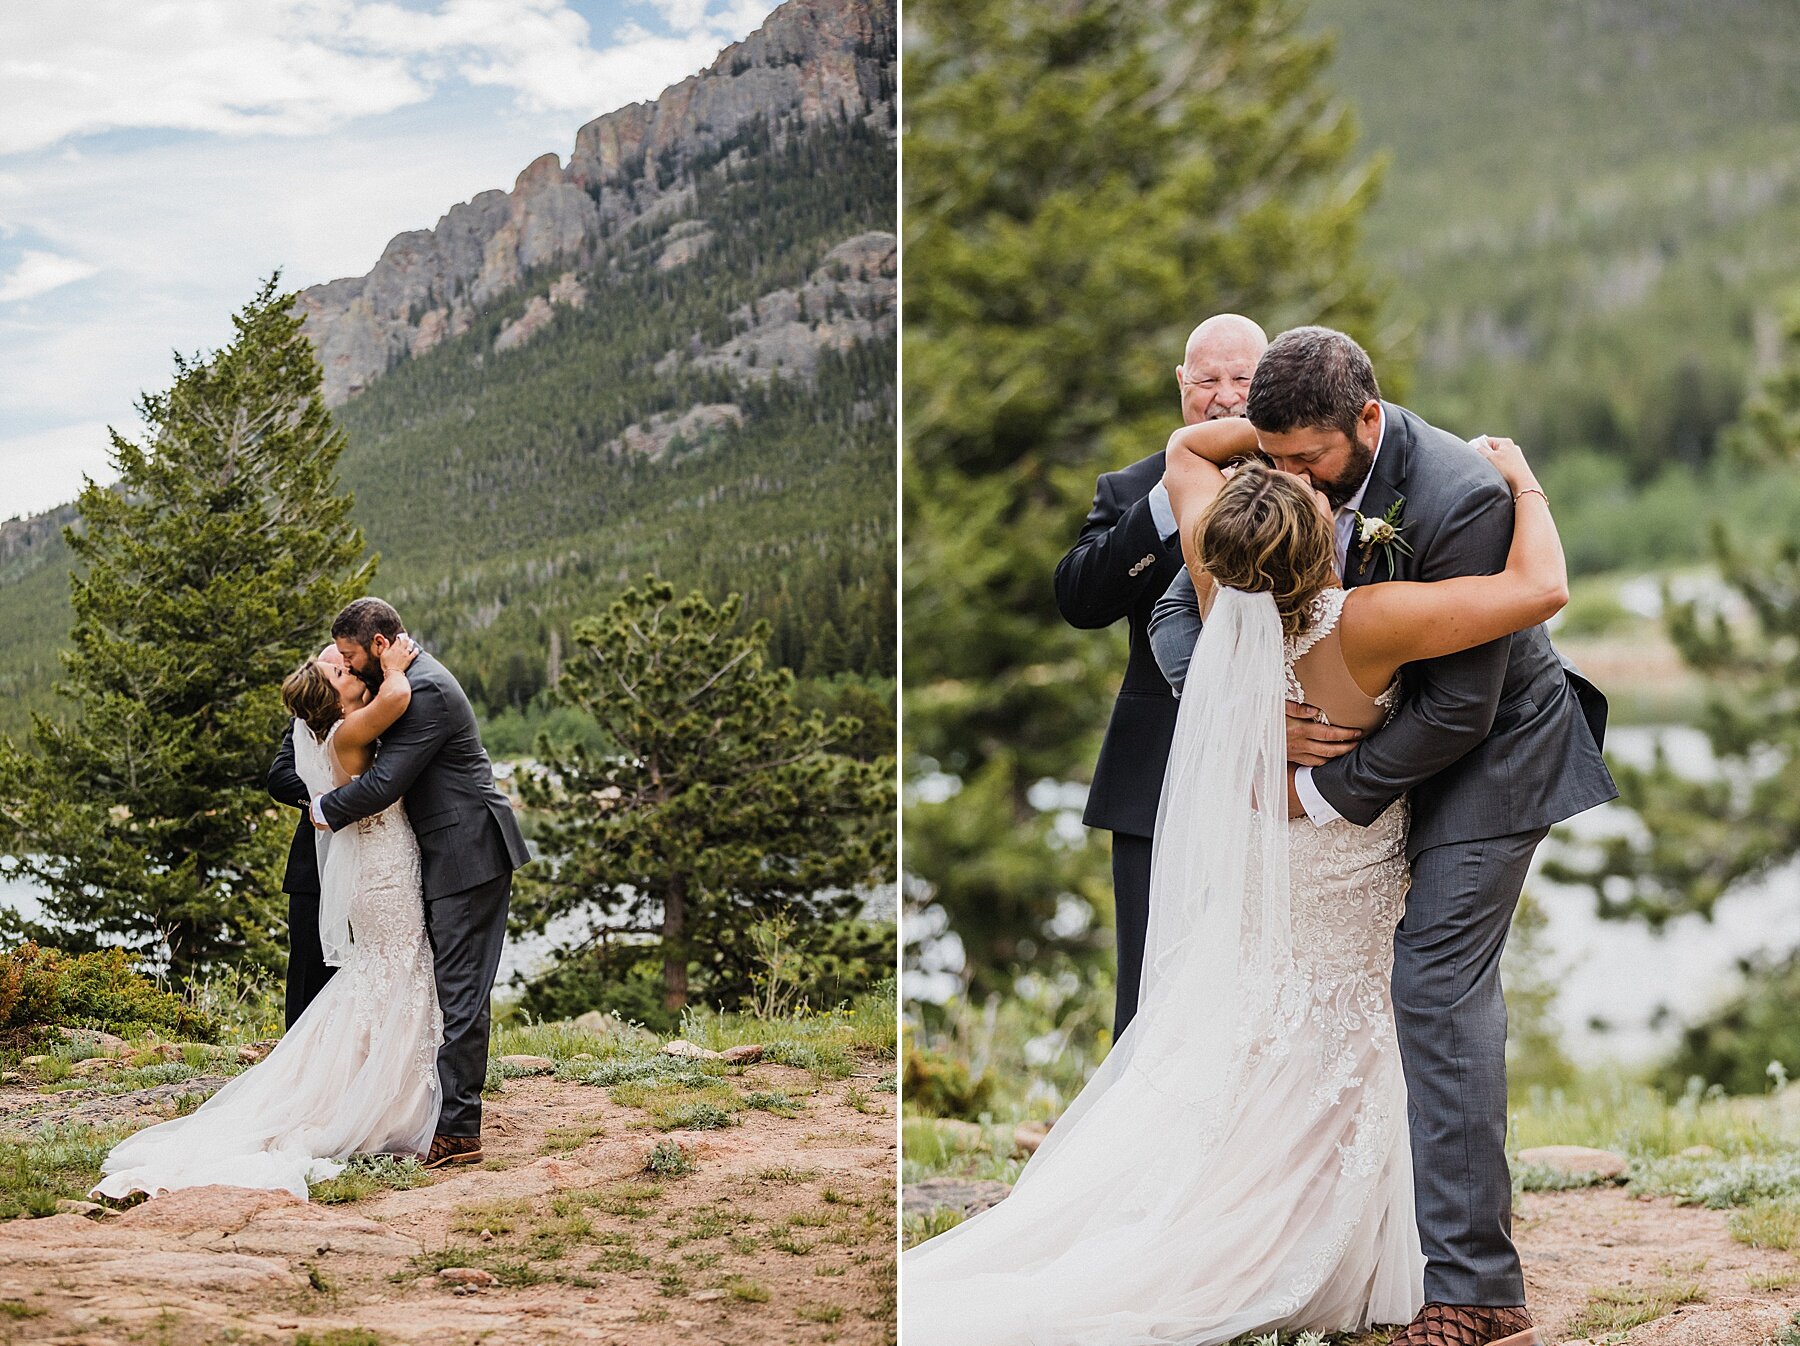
1293, 767, 1344, 827
1147, 480, 1179, 543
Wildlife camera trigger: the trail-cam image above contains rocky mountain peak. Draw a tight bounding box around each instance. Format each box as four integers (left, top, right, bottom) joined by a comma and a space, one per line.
297, 0, 894, 406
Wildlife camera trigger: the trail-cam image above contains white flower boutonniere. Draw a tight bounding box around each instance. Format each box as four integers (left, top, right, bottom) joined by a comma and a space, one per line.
1354, 497, 1414, 579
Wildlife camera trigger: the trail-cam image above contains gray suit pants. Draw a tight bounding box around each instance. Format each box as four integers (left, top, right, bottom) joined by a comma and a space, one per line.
1396, 826, 1548, 1305
425, 871, 512, 1136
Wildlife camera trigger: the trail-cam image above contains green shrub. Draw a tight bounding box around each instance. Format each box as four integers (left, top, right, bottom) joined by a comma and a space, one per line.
0, 944, 216, 1042
903, 1038, 993, 1119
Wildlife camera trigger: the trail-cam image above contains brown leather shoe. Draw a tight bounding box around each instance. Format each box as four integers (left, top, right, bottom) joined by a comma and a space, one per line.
1391, 1303, 1542, 1346
422, 1133, 483, 1169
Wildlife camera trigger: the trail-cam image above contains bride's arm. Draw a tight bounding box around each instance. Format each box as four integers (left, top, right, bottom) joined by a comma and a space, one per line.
1163, 421, 1261, 611
1162, 418, 1260, 537
1340, 437, 1567, 686
335, 636, 421, 757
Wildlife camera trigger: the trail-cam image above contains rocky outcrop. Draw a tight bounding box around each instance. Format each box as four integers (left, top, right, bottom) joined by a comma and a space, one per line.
610, 403, 745, 460
677, 229, 895, 381
296, 0, 895, 405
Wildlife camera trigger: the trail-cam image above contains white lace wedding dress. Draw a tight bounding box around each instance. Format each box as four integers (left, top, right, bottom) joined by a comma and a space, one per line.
902, 587, 1425, 1344
93, 719, 443, 1201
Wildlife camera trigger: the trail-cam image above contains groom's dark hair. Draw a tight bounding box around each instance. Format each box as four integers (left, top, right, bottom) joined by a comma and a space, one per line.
1246, 326, 1381, 440
332, 597, 404, 648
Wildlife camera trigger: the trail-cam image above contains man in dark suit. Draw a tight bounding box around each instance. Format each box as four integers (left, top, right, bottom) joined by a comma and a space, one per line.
308, 597, 531, 1169
267, 700, 336, 1027
1151, 327, 1616, 1346
1053, 313, 1270, 1034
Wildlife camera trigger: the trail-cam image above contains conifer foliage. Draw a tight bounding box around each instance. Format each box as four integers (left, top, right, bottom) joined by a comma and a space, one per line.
514, 580, 895, 1012
0, 277, 372, 983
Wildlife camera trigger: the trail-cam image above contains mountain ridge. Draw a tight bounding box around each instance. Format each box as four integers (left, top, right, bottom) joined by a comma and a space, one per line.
298, 0, 894, 405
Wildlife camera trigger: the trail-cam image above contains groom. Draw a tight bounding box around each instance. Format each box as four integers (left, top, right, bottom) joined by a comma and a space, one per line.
1152, 328, 1616, 1346
308, 597, 531, 1168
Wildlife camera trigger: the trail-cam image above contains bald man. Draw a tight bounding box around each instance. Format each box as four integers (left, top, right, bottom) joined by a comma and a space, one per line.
266, 645, 343, 1027
1053, 314, 1266, 1034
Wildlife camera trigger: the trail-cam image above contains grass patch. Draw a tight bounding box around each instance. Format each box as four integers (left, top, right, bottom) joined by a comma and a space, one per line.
903, 1206, 965, 1248
726, 1276, 771, 1303
597, 1180, 666, 1219
0, 1122, 130, 1219
490, 1019, 654, 1062
308, 1154, 430, 1204
0, 1301, 44, 1319
295, 1331, 386, 1346
609, 1079, 740, 1130
1730, 1197, 1800, 1251
1750, 1268, 1800, 1292
542, 1119, 606, 1153
411, 1244, 551, 1287
1568, 1268, 1706, 1339
742, 1089, 802, 1116
449, 1196, 532, 1237
646, 1140, 697, 1175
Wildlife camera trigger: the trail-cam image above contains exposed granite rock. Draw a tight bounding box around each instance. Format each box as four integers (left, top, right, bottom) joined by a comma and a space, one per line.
682, 229, 895, 381
295, 0, 894, 406
610, 403, 745, 460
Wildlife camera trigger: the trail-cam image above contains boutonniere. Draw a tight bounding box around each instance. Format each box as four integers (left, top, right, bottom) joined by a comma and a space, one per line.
1355, 497, 1414, 579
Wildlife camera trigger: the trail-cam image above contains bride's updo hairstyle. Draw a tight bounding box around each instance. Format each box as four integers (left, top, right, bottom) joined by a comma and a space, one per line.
1195, 462, 1336, 640
282, 661, 342, 742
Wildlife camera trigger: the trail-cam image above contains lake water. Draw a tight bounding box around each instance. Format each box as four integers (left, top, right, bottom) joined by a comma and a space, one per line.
0, 866, 897, 1000
905, 725, 1800, 1068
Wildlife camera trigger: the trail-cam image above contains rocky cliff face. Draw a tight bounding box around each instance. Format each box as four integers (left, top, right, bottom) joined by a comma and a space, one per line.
297, 0, 894, 405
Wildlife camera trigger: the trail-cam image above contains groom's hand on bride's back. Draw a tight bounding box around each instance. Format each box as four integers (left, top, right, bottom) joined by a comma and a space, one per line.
1285, 700, 1362, 767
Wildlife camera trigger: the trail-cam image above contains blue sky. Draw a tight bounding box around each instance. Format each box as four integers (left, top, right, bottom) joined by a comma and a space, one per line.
0, 0, 778, 518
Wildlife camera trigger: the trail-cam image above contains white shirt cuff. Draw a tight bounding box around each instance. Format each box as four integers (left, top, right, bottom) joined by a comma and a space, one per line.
1147, 480, 1179, 543
1293, 767, 1345, 827
310, 796, 329, 828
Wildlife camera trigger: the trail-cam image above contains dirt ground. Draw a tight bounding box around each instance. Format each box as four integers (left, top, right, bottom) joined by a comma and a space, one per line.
0, 1063, 898, 1346
1517, 1186, 1800, 1346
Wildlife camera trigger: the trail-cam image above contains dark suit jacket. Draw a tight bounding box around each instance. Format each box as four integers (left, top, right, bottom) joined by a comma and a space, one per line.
1150, 403, 1617, 859
1054, 450, 1187, 839
269, 721, 320, 896
318, 652, 531, 900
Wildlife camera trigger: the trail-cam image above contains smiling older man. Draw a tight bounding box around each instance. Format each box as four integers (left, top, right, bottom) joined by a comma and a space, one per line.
1052, 313, 1266, 1035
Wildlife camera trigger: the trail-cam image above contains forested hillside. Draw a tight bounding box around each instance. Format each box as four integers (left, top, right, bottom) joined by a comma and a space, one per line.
1312, 0, 1800, 479
0, 0, 895, 746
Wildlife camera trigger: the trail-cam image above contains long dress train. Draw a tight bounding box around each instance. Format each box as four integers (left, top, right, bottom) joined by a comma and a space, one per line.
902, 587, 1425, 1344
93, 720, 443, 1200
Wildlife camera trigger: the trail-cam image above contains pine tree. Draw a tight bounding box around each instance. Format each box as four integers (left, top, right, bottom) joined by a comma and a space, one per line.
904, 0, 1392, 998
0, 277, 373, 983
1547, 293, 1800, 929
514, 579, 894, 1012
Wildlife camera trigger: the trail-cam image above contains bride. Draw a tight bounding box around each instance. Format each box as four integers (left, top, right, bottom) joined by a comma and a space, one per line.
901, 425, 1566, 1345
93, 635, 442, 1201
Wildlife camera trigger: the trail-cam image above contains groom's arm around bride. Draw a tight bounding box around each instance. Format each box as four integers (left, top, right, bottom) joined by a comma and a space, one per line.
309, 597, 530, 1156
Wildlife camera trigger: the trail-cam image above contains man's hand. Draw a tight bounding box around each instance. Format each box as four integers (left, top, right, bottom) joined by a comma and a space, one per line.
1286, 700, 1362, 767
310, 795, 330, 832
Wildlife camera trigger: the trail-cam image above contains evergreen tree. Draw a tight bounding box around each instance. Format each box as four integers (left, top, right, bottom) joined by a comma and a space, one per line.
0, 277, 373, 983
514, 579, 894, 1012
1548, 293, 1800, 931
904, 0, 1391, 998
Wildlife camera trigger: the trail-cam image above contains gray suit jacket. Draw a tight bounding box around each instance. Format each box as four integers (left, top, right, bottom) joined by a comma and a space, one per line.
319, 651, 531, 899
1149, 402, 1617, 858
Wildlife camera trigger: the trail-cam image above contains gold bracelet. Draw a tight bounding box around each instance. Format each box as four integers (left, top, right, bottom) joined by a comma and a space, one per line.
1514, 486, 1547, 504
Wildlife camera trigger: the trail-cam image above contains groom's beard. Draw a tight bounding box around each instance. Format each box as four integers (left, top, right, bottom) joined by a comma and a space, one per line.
1315, 439, 1376, 510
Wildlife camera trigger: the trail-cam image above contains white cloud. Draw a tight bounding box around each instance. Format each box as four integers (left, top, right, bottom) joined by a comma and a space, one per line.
0, 250, 98, 304
0, 0, 781, 513
0, 420, 123, 519
0, 0, 774, 155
